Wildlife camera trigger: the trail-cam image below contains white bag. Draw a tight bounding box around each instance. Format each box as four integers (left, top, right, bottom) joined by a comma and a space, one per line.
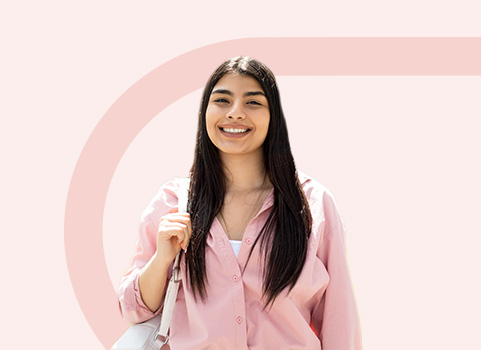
111, 314, 168, 350
111, 178, 189, 350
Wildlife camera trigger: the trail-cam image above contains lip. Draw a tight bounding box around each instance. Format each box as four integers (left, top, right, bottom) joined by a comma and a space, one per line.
218, 124, 252, 129
218, 125, 252, 138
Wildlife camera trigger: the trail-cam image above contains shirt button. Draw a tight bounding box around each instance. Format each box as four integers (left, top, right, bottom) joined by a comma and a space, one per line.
245, 238, 252, 245
236, 316, 243, 324
232, 275, 239, 282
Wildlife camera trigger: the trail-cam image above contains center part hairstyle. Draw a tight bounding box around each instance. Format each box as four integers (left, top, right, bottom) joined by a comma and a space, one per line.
185, 56, 312, 307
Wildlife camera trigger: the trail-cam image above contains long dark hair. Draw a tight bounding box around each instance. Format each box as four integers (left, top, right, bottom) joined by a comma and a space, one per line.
185, 56, 312, 307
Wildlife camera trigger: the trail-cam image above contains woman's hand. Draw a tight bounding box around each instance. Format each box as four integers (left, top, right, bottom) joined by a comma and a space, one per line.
138, 208, 191, 313
154, 208, 192, 267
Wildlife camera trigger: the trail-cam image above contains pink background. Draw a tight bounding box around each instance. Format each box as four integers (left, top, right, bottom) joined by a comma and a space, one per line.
2, 2, 481, 350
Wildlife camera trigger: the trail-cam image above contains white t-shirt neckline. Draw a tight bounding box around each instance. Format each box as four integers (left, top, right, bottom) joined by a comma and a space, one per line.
229, 239, 242, 257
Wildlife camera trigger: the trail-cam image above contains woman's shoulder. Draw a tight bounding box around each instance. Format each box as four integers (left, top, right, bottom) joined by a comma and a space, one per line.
140, 176, 190, 224
297, 169, 343, 235
297, 169, 335, 202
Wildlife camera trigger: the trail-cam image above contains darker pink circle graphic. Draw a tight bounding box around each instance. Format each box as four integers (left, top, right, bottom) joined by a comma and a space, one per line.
64, 37, 481, 348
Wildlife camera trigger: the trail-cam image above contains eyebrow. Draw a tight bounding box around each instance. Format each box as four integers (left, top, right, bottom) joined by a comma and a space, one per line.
211, 89, 266, 97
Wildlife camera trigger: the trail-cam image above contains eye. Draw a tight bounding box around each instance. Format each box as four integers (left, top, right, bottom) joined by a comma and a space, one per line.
247, 100, 262, 106
213, 98, 229, 103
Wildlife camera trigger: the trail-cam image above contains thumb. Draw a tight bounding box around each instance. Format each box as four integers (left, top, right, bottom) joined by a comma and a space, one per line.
168, 208, 179, 214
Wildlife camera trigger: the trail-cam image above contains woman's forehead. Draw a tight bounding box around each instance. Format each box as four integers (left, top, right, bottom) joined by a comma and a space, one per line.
212, 73, 264, 93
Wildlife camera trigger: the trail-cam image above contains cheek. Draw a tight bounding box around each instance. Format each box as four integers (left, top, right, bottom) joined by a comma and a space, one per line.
205, 113, 221, 147
205, 109, 216, 131
256, 117, 270, 145
261, 116, 270, 136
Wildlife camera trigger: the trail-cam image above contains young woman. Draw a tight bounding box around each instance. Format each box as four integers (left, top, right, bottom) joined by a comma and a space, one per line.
118, 56, 362, 349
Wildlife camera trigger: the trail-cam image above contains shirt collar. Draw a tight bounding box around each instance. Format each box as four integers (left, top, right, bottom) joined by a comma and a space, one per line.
297, 169, 311, 185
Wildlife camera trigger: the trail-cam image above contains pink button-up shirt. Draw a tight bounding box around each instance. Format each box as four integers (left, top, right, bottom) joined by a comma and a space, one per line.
118, 171, 361, 349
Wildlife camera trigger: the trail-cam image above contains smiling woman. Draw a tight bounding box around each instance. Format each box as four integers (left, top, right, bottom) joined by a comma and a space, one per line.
117, 56, 362, 350
206, 73, 270, 158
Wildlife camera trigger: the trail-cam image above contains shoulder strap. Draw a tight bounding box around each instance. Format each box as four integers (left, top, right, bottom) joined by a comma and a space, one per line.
156, 178, 189, 344
176, 177, 190, 213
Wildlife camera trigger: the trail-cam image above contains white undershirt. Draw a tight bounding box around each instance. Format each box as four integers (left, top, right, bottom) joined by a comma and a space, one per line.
229, 240, 242, 257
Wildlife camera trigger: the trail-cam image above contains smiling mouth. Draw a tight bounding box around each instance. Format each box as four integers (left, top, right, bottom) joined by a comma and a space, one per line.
219, 127, 251, 134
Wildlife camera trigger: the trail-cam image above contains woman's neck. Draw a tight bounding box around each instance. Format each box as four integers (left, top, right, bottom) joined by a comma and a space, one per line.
220, 150, 271, 193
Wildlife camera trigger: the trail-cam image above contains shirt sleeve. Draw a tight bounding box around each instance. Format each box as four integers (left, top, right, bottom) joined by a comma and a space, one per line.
117, 179, 179, 324
311, 191, 362, 350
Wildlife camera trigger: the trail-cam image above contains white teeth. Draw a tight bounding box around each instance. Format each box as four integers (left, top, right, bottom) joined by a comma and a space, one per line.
222, 128, 248, 133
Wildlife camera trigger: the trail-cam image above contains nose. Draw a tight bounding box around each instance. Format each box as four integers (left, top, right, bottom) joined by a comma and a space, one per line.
227, 102, 246, 120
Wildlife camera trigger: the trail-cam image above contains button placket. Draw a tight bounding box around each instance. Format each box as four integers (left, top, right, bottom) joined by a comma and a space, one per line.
210, 218, 248, 347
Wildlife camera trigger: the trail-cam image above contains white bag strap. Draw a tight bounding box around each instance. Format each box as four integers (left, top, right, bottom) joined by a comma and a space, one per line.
176, 177, 189, 214
156, 178, 189, 345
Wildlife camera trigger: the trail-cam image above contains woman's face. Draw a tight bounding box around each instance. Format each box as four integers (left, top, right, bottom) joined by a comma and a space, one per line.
206, 73, 270, 158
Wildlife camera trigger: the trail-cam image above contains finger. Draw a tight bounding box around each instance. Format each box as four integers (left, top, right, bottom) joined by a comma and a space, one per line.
166, 221, 190, 250
159, 222, 190, 248
159, 214, 191, 249
166, 216, 191, 247
161, 214, 191, 232
164, 212, 190, 220
159, 221, 187, 237
158, 214, 188, 228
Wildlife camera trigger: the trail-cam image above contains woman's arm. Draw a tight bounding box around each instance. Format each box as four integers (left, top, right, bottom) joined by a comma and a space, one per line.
138, 253, 171, 313
118, 215, 165, 324
118, 180, 191, 323
138, 211, 191, 312
311, 191, 362, 349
